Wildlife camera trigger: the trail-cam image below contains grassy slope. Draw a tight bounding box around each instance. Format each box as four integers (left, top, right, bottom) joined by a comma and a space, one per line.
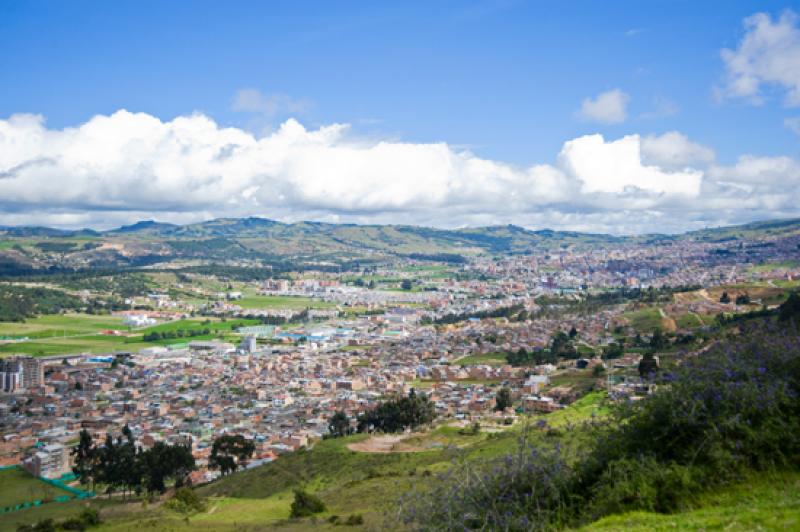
583, 470, 800, 531
0, 467, 73, 509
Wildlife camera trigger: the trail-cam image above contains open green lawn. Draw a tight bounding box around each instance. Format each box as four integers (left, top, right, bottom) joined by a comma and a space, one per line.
623, 307, 665, 332
453, 352, 508, 366
0, 335, 132, 356
0, 467, 72, 509
0, 314, 125, 339
236, 294, 336, 310
675, 311, 712, 329
0, 315, 263, 357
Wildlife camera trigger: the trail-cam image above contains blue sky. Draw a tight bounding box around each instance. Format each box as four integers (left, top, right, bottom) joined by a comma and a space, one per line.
1, 1, 800, 233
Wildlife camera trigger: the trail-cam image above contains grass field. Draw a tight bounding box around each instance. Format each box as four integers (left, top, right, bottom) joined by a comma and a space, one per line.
0, 315, 262, 357
623, 307, 667, 332
452, 352, 508, 366
0, 335, 132, 356
236, 294, 336, 310
0, 467, 72, 509
674, 311, 714, 329
0, 314, 126, 339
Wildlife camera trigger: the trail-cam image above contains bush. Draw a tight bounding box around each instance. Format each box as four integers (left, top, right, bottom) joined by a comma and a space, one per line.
398, 442, 572, 530
164, 487, 207, 514
290, 489, 326, 518
16, 519, 55, 532
398, 320, 800, 530
345, 514, 364, 526
590, 322, 800, 476
458, 421, 480, 435
587, 456, 697, 518
78, 508, 101, 527
59, 517, 86, 531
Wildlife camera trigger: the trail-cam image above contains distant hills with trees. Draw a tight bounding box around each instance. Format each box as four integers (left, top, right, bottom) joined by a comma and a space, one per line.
0, 216, 798, 275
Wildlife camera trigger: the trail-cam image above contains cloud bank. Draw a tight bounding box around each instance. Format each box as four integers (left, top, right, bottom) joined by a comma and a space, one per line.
0, 110, 798, 234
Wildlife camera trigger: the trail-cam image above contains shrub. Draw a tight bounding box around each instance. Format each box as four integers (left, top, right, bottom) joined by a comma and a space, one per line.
16, 519, 55, 532
587, 456, 697, 518
290, 489, 326, 518
572, 320, 800, 523
458, 421, 480, 435
398, 441, 573, 530
345, 514, 365, 526
79, 508, 101, 527
397, 320, 800, 529
164, 487, 207, 514
591, 322, 800, 475
58, 517, 86, 531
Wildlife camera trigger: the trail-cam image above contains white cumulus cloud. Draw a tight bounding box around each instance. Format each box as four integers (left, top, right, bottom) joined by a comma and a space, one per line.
0, 110, 797, 234
578, 89, 629, 124
720, 10, 800, 105
640, 131, 716, 170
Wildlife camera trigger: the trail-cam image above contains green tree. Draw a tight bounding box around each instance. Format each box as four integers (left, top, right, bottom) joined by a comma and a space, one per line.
779, 292, 800, 322
719, 291, 731, 304
638, 352, 659, 379
357, 389, 435, 433
649, 328, 667, 350
209, 434, 256, 476
71, 429, 95, 487
401, 279, 413, 290
139, 442, 195, 494
327, 411, 352, 438
290, 489, 326, 518
495, 387, 512, 411
550, 331, 578, 359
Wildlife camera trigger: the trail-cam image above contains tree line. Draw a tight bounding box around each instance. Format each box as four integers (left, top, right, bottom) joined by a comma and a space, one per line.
72, 426, 195, 498
142, 328, 211, 342
427, 303, 526, 325
326, 390, 436, 436
0, 285, 84, 322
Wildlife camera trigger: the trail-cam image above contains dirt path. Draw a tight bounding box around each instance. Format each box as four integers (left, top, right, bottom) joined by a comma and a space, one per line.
658, 308, 678, 332
347, 434, 425, 453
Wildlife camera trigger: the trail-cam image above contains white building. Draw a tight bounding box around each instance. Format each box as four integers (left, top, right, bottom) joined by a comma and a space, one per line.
124, 314, 157, 328
24, 443, 69, 479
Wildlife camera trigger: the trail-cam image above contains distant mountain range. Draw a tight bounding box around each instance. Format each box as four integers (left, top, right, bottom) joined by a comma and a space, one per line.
1, 216, 799, 274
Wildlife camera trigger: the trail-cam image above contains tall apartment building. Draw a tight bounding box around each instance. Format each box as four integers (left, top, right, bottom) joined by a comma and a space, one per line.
24, 443, 69, 479
0, 356, 44, 392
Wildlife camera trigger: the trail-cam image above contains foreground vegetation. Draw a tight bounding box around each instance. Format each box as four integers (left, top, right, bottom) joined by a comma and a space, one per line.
397, 317, 800, 530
